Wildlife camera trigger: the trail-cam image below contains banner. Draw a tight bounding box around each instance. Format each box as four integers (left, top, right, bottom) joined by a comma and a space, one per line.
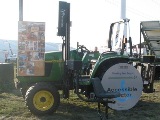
57, 1, 70, 36
18, 21, 45, 76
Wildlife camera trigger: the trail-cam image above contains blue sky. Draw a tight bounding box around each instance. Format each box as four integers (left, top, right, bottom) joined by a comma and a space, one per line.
0, 0, 160, 49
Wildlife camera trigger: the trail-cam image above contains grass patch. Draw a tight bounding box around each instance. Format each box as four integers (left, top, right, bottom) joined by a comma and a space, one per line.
1, 81, 160, 120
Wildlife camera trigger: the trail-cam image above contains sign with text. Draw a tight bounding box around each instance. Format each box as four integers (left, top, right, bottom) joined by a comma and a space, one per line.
102, 63, 143, 110
18, 21, 45, 76
57, 1, 70, 36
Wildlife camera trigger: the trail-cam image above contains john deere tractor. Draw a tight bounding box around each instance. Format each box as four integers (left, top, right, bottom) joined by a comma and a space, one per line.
15, 1, 156, 116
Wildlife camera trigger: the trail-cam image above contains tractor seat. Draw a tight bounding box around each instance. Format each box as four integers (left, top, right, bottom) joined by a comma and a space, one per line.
91, 77, 120, 119
91, 77, 120, 99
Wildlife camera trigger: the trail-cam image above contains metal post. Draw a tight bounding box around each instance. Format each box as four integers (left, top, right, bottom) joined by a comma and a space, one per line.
140, 23, 142, 59
19, 0, 23, 21
65, 3, 70, 60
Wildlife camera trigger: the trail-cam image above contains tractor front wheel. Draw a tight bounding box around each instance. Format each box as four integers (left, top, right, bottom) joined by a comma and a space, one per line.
25, 82, 60, 115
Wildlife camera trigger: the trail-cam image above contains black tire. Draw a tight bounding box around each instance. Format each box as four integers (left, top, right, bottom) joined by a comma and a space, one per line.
95, 58, 129, 79
25, 82, 60, 115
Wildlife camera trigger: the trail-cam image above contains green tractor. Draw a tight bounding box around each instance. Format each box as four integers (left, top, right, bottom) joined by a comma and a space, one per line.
16, 42, 101, 115
15, 1, 156, 116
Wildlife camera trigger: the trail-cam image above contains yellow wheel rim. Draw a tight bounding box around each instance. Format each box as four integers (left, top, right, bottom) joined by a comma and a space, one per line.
33, 90, 54, 111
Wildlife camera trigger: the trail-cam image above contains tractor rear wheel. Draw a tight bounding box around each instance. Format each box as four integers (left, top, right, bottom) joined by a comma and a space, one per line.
25, 82, 60, 115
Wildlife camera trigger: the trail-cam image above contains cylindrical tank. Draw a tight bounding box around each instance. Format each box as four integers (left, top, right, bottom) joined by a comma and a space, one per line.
0, 63, 14, 92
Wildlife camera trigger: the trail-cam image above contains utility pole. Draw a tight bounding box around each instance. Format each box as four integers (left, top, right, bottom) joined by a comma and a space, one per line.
19, 0, 23, 21
121, 0, 126, 19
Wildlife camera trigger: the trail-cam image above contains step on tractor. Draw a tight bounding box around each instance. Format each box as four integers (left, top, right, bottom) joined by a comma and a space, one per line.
15, 1, 157, 117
